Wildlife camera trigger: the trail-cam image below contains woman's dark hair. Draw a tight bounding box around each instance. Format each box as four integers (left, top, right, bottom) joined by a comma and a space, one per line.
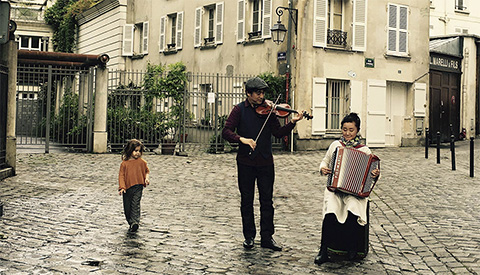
122, 139, 145, 160
341, 112, 361, 131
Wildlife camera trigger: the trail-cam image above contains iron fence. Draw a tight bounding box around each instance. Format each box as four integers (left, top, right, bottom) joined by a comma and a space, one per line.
16, 64, 94, 152
107, 70, 283, 153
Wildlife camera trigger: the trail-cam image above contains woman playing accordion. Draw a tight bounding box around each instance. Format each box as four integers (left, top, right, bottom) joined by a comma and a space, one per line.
315, 112, 380, 265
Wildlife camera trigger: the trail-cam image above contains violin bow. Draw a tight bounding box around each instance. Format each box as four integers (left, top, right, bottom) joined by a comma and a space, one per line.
252, 94, 282, 147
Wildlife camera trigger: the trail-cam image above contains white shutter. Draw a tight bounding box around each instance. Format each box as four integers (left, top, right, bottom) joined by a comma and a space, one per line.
366, 79, 386, 147
352, 0, 367, 51
262, 0, 272, 38
312, 77, 327, 135
142, 21, 149, 54
159, 16, 166, 52
350, 80, 363, 115
414, 83, 426, 117
237, 0, 245, 42
387, 4, 397, 52
176, 12, 184, 50
216, 2, 224, 44
194, 8, 202, 47
399, 6, 408, 53
313, 0, 327, 47
122, 24, 134, 56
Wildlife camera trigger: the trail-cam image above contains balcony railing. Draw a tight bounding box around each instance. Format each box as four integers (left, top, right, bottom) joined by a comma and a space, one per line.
327, 29, 347, 47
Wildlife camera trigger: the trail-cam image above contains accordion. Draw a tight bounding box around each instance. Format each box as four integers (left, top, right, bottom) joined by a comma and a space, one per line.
326, 147, 380, 198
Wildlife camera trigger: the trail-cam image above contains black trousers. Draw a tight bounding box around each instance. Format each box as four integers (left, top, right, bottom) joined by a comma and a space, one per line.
237, 163, 275, 240
122, 184, 143, 226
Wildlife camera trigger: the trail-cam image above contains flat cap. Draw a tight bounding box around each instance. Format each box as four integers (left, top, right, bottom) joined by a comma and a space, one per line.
245, 77, 268, 91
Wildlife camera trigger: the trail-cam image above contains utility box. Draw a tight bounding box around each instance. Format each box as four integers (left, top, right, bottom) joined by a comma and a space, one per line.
0, 2, 10, 44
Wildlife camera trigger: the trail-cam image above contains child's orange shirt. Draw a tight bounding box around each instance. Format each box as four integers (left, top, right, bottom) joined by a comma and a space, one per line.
118, 158, 150, 191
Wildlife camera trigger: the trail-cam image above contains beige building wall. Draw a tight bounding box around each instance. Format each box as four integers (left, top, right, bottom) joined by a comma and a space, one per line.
430, 0, 480, 36
84, 0, 431, 149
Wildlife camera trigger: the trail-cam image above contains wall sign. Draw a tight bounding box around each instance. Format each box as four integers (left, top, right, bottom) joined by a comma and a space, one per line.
365, 58, 374, 68
430, 54, 462, 73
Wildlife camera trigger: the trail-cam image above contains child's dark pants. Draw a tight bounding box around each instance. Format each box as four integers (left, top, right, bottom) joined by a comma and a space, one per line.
122, 184, 143, 226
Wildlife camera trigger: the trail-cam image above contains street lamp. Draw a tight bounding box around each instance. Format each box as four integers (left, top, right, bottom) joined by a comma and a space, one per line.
270, 6, 298, 45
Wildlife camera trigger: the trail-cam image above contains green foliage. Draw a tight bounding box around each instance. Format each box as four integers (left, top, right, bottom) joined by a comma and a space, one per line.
143, 62, 187, 140
50, 91, 89, 144
44, 0, 101, 52
257, 72, 288, 104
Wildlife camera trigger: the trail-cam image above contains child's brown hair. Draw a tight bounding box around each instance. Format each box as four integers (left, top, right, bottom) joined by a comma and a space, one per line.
122, 139, 145, 160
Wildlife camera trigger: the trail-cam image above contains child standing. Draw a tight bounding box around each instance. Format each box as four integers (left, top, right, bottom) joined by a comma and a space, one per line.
118, 139, 150, 232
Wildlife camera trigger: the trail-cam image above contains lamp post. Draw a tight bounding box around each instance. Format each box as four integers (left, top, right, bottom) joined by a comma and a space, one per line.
271, 4, 298, 152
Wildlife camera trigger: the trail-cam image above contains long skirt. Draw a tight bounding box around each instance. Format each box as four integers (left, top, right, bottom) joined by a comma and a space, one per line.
321, 201, 369, 259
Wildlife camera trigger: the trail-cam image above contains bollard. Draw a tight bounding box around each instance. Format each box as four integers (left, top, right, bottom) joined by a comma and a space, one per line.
0, 201, 3, 217
449, 124, 453, 152
451, 134, 456, 171
470, 137, 474, 177
437, 131, 441, 164
425, 128, 429, 159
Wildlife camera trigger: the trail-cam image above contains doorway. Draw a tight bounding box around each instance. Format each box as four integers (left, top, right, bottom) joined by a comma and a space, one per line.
429, 70, 460, 142
385, 82, 407, 147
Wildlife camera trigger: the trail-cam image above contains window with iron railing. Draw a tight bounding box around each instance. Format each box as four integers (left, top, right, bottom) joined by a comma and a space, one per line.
327, 29, 347, 47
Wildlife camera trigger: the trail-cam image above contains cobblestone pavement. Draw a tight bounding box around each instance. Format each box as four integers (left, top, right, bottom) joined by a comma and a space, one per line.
1, 140, 480, 274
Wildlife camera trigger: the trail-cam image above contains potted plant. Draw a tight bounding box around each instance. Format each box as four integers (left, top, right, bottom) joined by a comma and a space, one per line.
207, 114, 228, 153
144, 62, 187, 154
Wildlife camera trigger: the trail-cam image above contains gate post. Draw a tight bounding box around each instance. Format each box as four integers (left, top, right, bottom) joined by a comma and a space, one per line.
92, 67, 108, 153
2, 40, 17, 173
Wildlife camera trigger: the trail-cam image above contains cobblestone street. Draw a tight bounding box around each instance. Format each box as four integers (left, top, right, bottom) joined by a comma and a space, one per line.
1, 140, 480, 274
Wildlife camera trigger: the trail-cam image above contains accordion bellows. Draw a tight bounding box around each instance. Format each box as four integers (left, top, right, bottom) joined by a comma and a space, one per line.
326, 147, 380, 198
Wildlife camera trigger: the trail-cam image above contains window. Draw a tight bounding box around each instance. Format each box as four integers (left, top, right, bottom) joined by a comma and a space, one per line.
159, 12, 184, 53
455, 0, 467, 11
455, 27, 468, 34
18, 36, 43, 51
313, 0, 366, 51
237, 0, 272, 42
194, 3, 224, 48
326, 79, 349, 130
387, 4, 408, 56
122, 22, 149, 56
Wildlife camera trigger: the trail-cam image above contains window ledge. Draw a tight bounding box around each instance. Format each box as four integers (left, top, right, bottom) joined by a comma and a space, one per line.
200, 44, 218, 50
385, 53, 411, 61
163, 49, 178, 55
454, 9, 469, 15
131, 53, 146, 60
241, 38, 265, 46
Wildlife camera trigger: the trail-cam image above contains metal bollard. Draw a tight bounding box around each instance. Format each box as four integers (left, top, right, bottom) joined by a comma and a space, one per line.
451, 134, 456, 171
437, 131, 441, 164
470, 137, 474, 177
425, 128, 429, 159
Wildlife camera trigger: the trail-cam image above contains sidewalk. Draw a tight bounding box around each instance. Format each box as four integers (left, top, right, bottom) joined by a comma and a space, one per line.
0, 140, 479, 274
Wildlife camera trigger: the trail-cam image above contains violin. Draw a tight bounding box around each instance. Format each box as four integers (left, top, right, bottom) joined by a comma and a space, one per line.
256, 99, 313, 120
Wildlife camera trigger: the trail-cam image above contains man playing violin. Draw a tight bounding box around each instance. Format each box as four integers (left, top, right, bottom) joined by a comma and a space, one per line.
222, 77, 305, 251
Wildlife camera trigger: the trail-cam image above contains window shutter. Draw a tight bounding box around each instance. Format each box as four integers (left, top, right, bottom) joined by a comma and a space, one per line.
313, 0, 327, 47
216, 2, 224, 44
387, 4, 397, 52
159, 16, 166, 52
352, 0, 367, 51
312, 77, 327, 135
176, 12, 184, 50
122, 24, 134, 56
414, 83, 426, 117
262, 0, 272, 38
399, 6, 408, 53
142, 21, 149, 54
237, 0, 245, 42
194, 8, 202, 47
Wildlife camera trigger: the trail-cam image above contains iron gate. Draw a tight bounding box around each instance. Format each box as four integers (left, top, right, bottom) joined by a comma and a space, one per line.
16, 64, 94, 152
107, 70, 283, 153
0, 64, 7, 168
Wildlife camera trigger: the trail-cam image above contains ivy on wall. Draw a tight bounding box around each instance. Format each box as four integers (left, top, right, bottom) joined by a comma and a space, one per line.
44, 0, 101, 52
